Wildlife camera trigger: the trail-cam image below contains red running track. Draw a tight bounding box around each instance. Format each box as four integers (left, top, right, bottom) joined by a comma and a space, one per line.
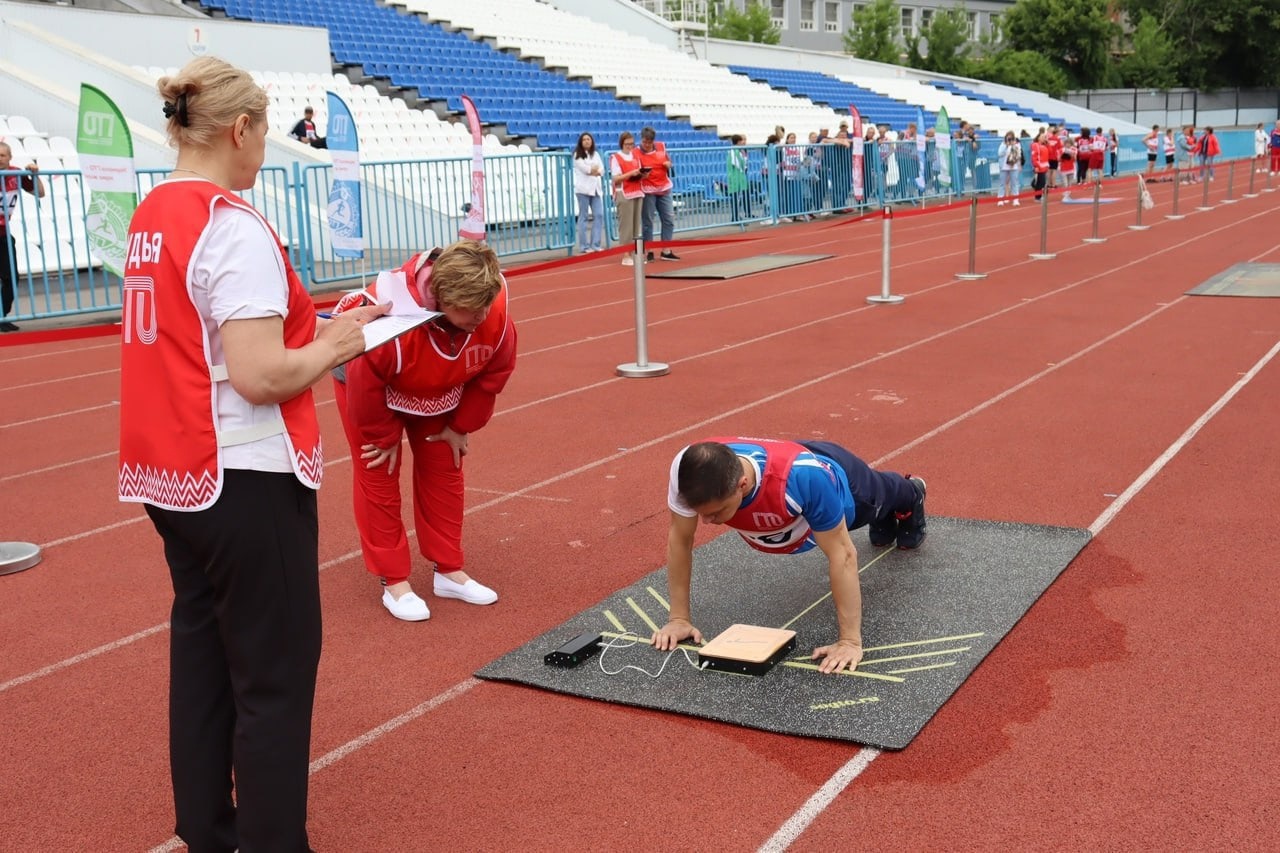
1, 171, 1278, 851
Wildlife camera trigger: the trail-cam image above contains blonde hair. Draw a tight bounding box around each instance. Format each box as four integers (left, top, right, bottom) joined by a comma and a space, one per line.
430, 240, 503, 311
157, 56, 268, 150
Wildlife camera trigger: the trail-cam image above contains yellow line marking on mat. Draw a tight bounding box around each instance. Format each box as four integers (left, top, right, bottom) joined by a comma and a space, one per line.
863, 632, 986, 653
858, 647, 972, 666
779, 547, 896, 631
625, 597, 662, 634
602, 610, 628, 633
781, 661, 905, 682
885, 662, 958, 675
647, 586, 670, 612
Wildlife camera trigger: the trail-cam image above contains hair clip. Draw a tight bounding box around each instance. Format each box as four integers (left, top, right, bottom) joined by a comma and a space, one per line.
163, 93, 191, 127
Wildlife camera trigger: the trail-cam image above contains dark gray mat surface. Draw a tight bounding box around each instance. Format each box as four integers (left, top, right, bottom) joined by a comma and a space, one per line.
645, 253, 833, 279
1187, 263, 1280, 297
477, 517, 1090, 749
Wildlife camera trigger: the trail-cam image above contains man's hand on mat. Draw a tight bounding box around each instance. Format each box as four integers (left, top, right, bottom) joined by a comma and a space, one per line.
652, 618, 703, 651
813, 639, 863, 674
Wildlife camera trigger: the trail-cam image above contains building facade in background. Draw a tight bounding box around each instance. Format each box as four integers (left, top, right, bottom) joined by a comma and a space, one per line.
636, 0, 1015, 53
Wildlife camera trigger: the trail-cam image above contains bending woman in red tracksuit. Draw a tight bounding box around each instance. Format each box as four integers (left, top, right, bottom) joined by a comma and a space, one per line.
333, 240, 517, 621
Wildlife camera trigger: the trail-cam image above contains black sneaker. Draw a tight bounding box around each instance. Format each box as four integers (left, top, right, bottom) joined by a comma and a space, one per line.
0, 321, 19, 333
895, 477, 927, 549
868, 515, 897, 547
660, 250, 680, 261
646, 251, 655, 262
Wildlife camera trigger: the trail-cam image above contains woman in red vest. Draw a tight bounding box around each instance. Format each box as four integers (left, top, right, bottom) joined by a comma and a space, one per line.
118, 57, 383, 852
1030, 129, 1050, 200
332, 240, 517, 622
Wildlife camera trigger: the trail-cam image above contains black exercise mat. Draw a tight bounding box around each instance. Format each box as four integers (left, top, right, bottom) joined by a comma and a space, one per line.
1187, 263, 1280, 297
476, 517, 1090, 749
644, 253, 833, 279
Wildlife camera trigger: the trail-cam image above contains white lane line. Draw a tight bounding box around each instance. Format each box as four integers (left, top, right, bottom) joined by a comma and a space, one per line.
0, 367, 117, 392
1089, 338, 1280, 536
0, 339, 117, 365
0, 622, 170, 695
0, 450, 117, 483
756, 337, 1280, 853
0, 401, 118, 429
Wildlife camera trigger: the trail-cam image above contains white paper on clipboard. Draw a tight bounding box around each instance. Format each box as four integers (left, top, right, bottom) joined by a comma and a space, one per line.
359, 270, 442, 351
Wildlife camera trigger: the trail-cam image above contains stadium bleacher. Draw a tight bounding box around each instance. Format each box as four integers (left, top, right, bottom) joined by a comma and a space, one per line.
198, 0, 721, 150
929, 80, 1075, 131
727, 65, 936, 131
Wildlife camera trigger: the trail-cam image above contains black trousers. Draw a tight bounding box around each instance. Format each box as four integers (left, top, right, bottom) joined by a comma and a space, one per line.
146, 470, 322, 853
797, 441, 918, 529
1, 232, 16, 317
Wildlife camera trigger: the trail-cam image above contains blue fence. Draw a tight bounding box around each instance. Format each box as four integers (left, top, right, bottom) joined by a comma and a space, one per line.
0, 129, 1258, 324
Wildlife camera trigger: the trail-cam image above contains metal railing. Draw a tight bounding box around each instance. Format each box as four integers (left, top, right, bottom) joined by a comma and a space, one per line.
0, 127, 1259, 324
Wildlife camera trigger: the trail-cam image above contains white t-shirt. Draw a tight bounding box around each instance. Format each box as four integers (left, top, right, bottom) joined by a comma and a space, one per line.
188, 193, 294, 473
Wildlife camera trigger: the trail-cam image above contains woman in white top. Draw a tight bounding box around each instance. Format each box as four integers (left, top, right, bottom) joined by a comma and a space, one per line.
1256, 122, 1269, 172
573, 132, 605, 253
610, 131, 645, 266
119, 56, 383, 853
997, 131, 1024, 206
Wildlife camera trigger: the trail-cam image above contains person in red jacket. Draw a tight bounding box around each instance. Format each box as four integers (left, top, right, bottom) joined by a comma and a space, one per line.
1030, 129, 1050, 200
1199, 126, 1222, 181
333, 240, 518, 621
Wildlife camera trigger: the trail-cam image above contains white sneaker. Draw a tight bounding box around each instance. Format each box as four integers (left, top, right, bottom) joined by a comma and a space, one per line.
434, 574, 498, 605
620, 255, 634, 266
382, 589, 430, 621
997, 200, 1006, 206
1013, 199, 1021, 206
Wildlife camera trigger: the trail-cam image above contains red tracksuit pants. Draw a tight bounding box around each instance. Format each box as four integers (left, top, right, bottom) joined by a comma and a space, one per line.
334, 379, 464, 584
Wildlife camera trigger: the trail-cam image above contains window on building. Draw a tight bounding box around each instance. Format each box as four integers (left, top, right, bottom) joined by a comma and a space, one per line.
901, 7, 915, 40
825, 1, 839, 32
800, 0, 815, 30
967, 11, 978, 39
771, 0, 785, 29
988, 12, 1002, 40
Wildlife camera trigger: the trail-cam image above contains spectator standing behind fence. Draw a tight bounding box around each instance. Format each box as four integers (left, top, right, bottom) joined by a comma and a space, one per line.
726, 134, 751, 228
1256, 123, 1269, 172
0, 140, 45, 332
1031, 129, 1049, 200
1270, 122, 1280, 174
288, 105, 326, 148
997, 132, 1023, 206
1144, 125, 1160, 175
636, 126, 679, 262
1178, 126, 1200, 183
610, 131, 644, 267
1164, 128, 1176, 170
1108, 129, 1119, 177
829, 123, 852, 212
1199, 127, 1221, 181
572, 132, 604, 253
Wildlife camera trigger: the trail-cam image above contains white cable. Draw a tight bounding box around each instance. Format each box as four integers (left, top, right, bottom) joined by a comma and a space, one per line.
597, 632, 708, 678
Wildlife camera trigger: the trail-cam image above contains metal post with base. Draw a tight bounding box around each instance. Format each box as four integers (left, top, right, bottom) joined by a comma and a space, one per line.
1221, 160, 1238, 204
1244, 160, 1260, 198
1196, 168, 1213, 211
867, 207, 904, 304
955, 198, 987, 280
616, 238, 670, 378
1166, 169, 1185, 220
1029, 190, 1056, 260
0, 542, 41, 577
1082, 181, 1106, 244
1128, 176, 1151, 231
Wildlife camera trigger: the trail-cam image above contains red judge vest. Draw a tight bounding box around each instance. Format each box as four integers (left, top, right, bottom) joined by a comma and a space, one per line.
707, 437, 810, 554
334, 251, 509, 416
118, 181, 322, 510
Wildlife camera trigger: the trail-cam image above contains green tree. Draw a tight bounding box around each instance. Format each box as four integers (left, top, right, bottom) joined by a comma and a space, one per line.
968, 49, 1071, 99
1121, 0, 1280, 87
1001, 0, 1120, 88
709, 1, 781, 45
844, 0, 901, 65
1117, 13, 1177, 89
905, 4, 973, 77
